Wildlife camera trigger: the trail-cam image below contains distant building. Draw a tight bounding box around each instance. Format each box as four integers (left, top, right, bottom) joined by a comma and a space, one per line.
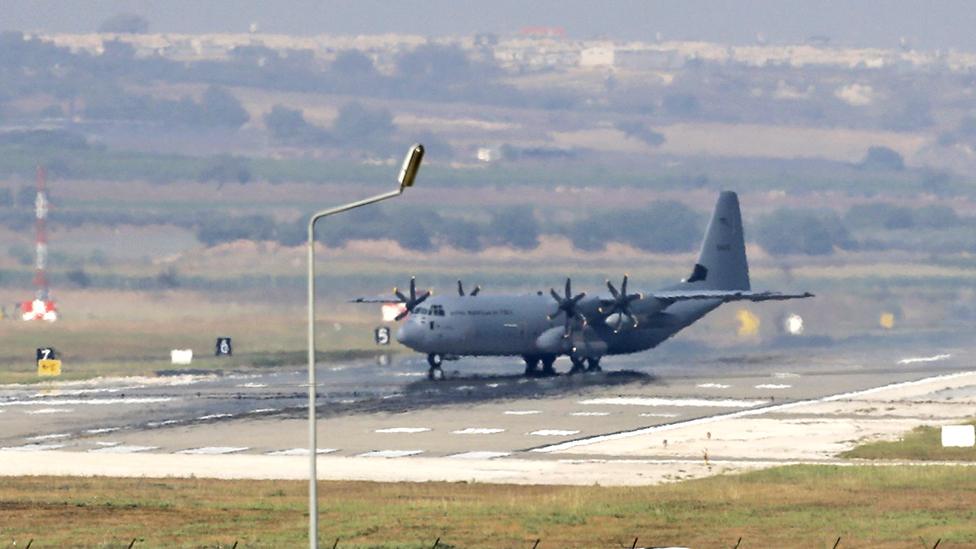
580, 46, 614, 68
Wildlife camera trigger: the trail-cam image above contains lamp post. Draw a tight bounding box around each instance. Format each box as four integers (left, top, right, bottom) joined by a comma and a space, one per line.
306, 144, 424, 549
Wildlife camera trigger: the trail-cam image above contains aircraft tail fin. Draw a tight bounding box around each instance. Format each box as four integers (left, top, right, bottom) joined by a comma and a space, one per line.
682, 191, 750, 291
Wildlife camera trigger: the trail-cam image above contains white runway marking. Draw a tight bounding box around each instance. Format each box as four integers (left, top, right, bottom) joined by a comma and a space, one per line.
394, 372, 425, 377
505, 410, 541, 415
570, 412, 610, 417
27, 433, 71, 441
197, 413, 232, 421
24, 408, 73, 414
755, 384, 792, 389
580, 397, 765, 408
146, 419, 180, 427
236, 383, 268, 388
697, 383, 731, 389
452, 428, 505, 435
487, 383, 501, 388
530, 429, 580, 437
248, 408, 279, 414
534, 371, 976, 453
898, 353, 951, 365
375, 427, 431, 434
455, 385, 476, 391
381, 393, 403, 400
773, 372, 800, 379
84, 427, 120, 435
358, 449, 423, 458
639, 412, 680, 418
448, 451, 511, 459
1, 443, 65, 452
265, 448, 338, 456
0, 397, 172, 407
178, 447, 249, 455
89, 445, 157, 454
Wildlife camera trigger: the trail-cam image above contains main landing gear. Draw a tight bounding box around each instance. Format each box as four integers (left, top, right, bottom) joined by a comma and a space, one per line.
427, 353, 444, 381
569, 356, 602, 375
523, 355, 557, 377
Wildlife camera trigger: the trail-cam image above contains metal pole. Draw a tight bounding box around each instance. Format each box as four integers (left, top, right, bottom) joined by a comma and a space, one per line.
307, 189, 409, 549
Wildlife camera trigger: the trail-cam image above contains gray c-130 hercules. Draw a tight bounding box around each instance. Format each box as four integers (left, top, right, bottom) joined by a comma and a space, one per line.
355, 191, 813, 380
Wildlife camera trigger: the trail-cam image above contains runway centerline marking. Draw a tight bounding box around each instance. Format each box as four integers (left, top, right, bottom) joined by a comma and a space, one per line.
266, 448, 338, 456
24, 408, 73, 415
452, 428, 505, 435
375, 427, 431, 434
89, 445, 158, 454
448, 451, 511, 459
579, 397, 765, 408
178, 447, 249, 455
533, 370, 976, 453
898, 353, 951, 365
358, 449, 424, 458
27, 433, 71, 441
505, 410, 541, 415
570, 412, 610, 417
84, 427, 120, 434
755, 384, 791, 389
1, 443, 65, 452
697, 383, 731, 389
530, 429, 580, 437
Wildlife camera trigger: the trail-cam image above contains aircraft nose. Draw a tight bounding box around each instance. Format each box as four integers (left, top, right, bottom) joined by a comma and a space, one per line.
396, 321, 421, 347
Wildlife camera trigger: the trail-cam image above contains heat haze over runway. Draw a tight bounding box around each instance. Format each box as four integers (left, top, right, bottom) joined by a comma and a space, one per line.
2, 340, 975, 485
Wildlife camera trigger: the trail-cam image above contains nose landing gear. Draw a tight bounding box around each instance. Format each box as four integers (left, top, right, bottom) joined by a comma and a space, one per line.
427, 353, 444, 381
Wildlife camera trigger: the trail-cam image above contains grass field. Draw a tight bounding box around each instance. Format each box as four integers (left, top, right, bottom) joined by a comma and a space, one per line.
842, 420, 976, 461
0, 466, 973, 547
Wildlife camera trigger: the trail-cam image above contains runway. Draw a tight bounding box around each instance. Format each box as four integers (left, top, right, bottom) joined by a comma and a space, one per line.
2, 340, 974, 485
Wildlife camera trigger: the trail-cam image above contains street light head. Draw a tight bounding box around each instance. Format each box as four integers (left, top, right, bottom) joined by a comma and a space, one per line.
398, 143, 424, 191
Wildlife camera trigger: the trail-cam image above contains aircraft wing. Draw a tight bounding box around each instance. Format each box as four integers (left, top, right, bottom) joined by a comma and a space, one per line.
350, 296, 397, 304
651, 290, 814, 303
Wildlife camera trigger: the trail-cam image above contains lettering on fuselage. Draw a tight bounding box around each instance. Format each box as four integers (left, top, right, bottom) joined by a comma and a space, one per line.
446, 309, 515, 316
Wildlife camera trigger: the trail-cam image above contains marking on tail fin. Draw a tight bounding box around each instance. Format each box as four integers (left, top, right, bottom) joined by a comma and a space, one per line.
686, 264, 708, 283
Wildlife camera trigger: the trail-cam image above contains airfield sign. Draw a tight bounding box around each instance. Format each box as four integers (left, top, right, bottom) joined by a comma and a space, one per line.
36, 347, 61, 376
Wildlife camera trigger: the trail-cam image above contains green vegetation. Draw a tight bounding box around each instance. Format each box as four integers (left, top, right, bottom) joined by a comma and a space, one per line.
842, 420, 976, 461
1, 466, 974, 547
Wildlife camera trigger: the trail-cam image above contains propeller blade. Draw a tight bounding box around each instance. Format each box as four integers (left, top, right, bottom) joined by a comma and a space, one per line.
394, 289, 407, 303
607, 279, 619, 299
621, 274, 628, 295
550, 288, 562, 302
571, 292, 586, 305
413, 291, 431, 307
564, 278, 571, 299
394, 309, 409, 321
471, 286, 481, 296
457, 280, 464, 296
409, 277, 417, 301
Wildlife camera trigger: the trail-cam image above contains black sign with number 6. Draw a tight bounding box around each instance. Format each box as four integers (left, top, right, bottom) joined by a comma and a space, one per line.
215, 337, 232, 356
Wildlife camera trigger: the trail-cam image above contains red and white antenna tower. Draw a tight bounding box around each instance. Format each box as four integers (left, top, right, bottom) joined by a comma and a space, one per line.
21, 165, 58, 321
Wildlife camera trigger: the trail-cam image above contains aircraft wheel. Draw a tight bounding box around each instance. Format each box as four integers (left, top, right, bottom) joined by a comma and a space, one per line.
586, 357, 602, 373
523, 355, 541, 377
428, 366, 444, 381
568, 356, 586, 375
541, 355, 557, 377
427, 353, 443, 368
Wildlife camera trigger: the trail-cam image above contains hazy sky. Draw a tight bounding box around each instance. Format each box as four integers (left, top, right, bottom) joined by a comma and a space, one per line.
5, 1, 976, 51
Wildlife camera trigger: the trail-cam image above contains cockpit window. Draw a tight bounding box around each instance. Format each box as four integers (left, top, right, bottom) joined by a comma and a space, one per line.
430, 305, 445, 316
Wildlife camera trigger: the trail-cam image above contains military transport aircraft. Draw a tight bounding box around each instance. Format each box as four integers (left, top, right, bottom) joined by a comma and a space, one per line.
355, 191, 812, 380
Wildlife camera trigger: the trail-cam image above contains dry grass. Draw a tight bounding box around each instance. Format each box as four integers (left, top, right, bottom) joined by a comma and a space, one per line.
1, 466, 974, 547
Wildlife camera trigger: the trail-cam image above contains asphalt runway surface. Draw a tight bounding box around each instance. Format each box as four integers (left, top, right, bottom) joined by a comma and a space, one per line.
2, 336, 974, 484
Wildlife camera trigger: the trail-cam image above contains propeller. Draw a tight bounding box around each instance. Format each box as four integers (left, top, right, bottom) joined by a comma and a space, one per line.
600, 274, 642, 333
457, 280, 481, 296
548, 278, 587, 339
392, 277, 431, 321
